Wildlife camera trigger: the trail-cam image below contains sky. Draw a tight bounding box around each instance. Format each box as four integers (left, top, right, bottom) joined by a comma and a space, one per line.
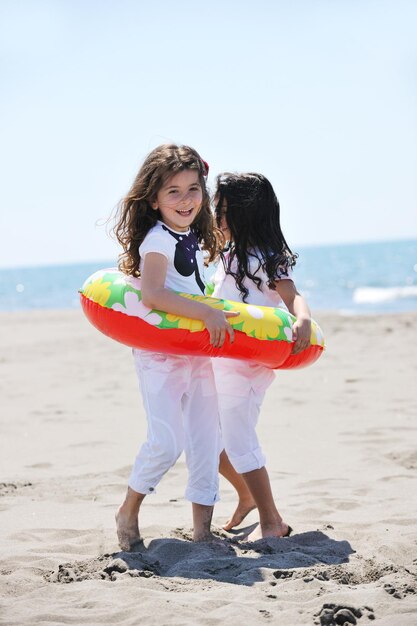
1, 0, 416, 268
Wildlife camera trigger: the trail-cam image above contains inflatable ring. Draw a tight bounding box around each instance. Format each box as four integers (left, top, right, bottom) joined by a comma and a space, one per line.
79, 269, 325, 370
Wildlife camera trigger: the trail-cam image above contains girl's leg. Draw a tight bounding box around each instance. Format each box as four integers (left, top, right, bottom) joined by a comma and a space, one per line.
116, 351, 187, 550
182, 357, 222, 541
116, 487, 145, 551
218, 450, 256, 530
242, 467, 290, 540
214, 360, 290, 539
192, 503, 215, 542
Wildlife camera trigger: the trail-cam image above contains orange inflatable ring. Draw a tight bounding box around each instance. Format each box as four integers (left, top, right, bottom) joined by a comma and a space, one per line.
80, 269, 325, 370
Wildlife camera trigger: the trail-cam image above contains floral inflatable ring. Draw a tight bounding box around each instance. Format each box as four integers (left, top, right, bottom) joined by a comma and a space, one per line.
79, 268, 325, 370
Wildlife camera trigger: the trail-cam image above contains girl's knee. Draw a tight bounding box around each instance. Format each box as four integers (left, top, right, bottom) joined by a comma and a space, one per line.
157, 446, 183, 470
227, 447, 266, 474
139, 438, 183, 472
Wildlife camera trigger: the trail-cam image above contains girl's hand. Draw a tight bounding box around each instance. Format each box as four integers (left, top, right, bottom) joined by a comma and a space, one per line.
202, 309, 239, 348
141, 253, 239, 348
291, 317, 311, 354
274, 279, 312, 354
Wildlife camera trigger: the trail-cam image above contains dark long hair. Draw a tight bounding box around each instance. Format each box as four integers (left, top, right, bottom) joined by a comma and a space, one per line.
214, 172, 297, 302
113, 144, 221, 276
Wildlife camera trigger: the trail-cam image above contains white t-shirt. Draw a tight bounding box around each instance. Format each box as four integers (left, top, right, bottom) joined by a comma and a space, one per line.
139, 221, 206, 295
212, 249, 292, 307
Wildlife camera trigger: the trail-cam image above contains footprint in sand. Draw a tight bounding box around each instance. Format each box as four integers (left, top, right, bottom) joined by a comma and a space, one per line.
46, 554, 158, 583
386, 449, 417, 470
27, 463, 51, 469
383, 581, 416, 600
0, 482, 32, 496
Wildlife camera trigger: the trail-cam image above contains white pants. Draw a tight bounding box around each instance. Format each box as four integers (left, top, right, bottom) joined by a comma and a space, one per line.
129, 350, 221, 506
213, 359, 275, 474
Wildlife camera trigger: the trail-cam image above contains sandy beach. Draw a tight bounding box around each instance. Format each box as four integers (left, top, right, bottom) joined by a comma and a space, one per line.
1, 309, 416, 625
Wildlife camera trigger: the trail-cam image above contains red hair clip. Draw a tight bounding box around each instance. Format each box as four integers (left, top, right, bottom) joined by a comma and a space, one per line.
201, 159, 209, 176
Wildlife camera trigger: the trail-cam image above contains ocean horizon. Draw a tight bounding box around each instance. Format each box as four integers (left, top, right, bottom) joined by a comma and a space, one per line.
1, 238, 416, 314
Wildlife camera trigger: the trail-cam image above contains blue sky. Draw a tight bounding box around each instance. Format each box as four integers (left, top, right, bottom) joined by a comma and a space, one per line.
1, 0, 416, 268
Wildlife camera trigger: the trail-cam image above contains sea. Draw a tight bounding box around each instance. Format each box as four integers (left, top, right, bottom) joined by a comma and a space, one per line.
1, 239, 417, 315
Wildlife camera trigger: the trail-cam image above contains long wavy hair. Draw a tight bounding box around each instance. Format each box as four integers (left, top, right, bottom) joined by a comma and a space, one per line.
214, 172, 298, 302
113, 144, 221, 276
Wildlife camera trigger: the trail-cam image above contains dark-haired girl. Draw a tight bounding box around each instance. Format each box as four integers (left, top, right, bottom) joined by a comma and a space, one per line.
213, 173, 312, 540
113, 145, 238, 548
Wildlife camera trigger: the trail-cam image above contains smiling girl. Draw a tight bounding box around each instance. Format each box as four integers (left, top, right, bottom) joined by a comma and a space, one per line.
113, 144, 237, 549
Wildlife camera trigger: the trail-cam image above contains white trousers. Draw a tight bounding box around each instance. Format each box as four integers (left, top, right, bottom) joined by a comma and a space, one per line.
129, 350, 221, 506
212, 359, 275, 474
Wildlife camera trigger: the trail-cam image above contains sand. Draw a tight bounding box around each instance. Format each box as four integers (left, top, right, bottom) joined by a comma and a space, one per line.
1, 309, 416, 625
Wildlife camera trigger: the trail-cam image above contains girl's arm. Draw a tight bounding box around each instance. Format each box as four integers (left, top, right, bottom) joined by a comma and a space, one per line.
275, 279, 311, 354
141, 252, 237, 348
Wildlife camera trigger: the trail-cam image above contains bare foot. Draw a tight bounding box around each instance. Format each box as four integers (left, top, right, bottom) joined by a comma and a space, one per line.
246, 521, 291, 542
192, 502, 216, 543
192, 531, 231, 550
192, 530, 220, 542
222, 498, 257, 531
115, 507, 141, 551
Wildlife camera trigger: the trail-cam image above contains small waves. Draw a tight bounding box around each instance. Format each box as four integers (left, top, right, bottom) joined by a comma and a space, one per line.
353, 285, 417, 304
1, 240, 416, 313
